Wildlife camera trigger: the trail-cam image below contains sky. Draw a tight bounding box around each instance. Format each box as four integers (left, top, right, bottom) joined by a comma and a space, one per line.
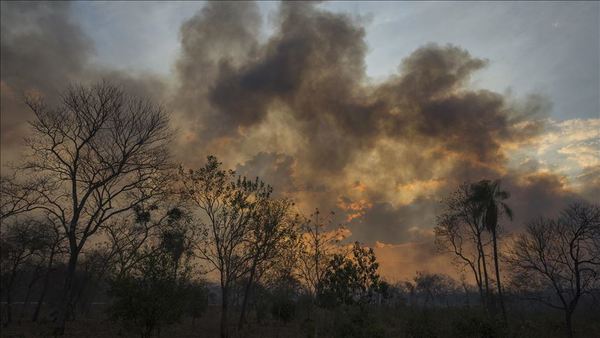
1, 1, 599, 281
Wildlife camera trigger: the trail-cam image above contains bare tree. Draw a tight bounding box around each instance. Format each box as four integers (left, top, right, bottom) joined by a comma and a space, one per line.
14, 82, 171, 334
434, 183, 493, 308
296, 209, 346, 338
180, 156, 270, 338
296, 210, 345, 298
0, 175, 48, 220
509, 202, 600, 338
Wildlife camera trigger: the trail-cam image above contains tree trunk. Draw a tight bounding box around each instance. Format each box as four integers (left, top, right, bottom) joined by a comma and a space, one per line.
33, 249, 55, 322
70, 271, 92, 320
19, 269, 40, 322
4, 262, 19, 326
477, 234, 491, 311
565, 310, 573, 338
491, 229, 507, 323
220, 286, 229, 338
475, 259, 485, 307
238, 260, 257, 330
54, 251, 79, 335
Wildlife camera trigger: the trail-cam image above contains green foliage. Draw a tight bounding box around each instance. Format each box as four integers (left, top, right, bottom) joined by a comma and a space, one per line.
107, 250, 189, 337
319, 241, 381, 307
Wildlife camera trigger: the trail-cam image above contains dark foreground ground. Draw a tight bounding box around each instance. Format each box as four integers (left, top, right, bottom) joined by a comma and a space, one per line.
2, 304, 600, 338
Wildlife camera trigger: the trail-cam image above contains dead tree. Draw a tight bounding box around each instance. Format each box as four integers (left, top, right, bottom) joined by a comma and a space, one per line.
509, 202, 600, 338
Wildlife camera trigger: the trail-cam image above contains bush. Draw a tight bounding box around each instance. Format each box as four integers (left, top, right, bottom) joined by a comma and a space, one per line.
271, 296, 296, 323
107, 252, 189, 337
332, 305, 385, 338
186, 282, 208, 325
405, 311, 438, 338
450, 312, 504, 338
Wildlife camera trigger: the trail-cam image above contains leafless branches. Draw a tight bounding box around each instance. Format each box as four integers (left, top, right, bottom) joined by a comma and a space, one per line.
509, 202, 600, 338
8, 81, 172, 334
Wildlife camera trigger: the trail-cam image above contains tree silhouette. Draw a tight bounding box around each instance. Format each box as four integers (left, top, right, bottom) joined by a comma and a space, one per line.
1, 219, 47, 326
12, 82, 172, 334
320, 241, 381, 307
238, 197, 298, 329
469, 179, 512, 321
509, 202, 600, 338
32, 216, 66, 322
435, 183, 493, 308
179, 156, 271, 338
108, 247, 190, 338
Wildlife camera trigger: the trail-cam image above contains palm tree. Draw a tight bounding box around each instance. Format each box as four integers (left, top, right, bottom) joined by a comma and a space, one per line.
469, 179, 512, 323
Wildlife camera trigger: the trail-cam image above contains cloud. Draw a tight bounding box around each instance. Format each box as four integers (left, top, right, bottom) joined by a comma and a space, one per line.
176, 2, 544, 173
0, 2, 93, 160
235, 152, 297, 196
172, 1, 262, 159
0, 2, 169, 166
167, 1, 598, 248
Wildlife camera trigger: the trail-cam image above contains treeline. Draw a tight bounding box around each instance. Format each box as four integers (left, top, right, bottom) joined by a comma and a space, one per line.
1, 82, 599, 338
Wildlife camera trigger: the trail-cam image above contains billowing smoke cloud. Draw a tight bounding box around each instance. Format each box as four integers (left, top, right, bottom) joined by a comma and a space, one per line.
0, 2, 93, 155
172, 1, 594, 247
235, 152, 298, 196
176, 3, 543, 172
172, 1, 262, 157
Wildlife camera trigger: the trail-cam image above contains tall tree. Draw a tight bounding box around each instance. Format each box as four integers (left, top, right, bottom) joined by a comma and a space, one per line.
469, 179, 512, 321
238, 197, 298, 329
180, 156, 271, 338
14, 82, 171, 334
296, 210, 346, 338
509, 202, 600, 338
297, 210, 345, 298
435, 183, 493, 308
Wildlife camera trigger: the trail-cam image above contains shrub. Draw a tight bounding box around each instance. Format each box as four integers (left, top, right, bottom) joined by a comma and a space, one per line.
450, 313, 504, 338
332, 305, 385, 338
108, 252, 188, 337
271, 296, 296, 323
